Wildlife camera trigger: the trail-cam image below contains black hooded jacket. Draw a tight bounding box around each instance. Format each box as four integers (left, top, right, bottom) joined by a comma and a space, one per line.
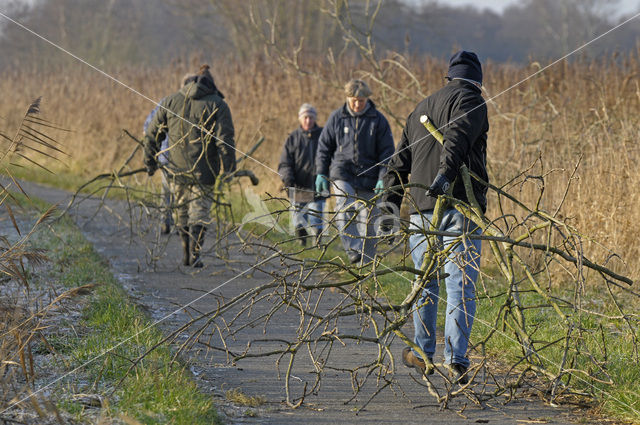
382, 79, 489, 213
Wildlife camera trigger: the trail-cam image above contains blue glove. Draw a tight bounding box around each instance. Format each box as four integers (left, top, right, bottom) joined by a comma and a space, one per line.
425, 173, 450, 197
315, 174, 329, 194
374, 179, 384, 194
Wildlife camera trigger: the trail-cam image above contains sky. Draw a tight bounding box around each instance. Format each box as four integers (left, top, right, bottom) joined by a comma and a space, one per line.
409, 0, 640, 18
2, 0, 640, 16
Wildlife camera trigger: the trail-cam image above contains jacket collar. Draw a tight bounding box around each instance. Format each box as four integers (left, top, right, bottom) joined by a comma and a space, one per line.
447, 78, 482, 94
300, 124, 321, 138
340, 99, 377, 117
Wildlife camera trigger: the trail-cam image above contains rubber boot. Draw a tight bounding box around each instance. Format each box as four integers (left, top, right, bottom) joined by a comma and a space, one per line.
190, 225, 206, 268
295, 227, 308, 246
179, 226, 190, 266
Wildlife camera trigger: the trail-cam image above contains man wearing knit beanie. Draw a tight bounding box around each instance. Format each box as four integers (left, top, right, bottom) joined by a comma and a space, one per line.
278, 103, 325, 246
381, 50, 489, 386
315, 79, 395, 265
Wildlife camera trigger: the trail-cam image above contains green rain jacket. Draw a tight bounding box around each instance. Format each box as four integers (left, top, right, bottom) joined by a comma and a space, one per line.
144, 75, 236, 185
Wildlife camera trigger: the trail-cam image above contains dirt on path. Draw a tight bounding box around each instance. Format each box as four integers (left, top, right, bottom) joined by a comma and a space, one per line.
15, 179, 606, 425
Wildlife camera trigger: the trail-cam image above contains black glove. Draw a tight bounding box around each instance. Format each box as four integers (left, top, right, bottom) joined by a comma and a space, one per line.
425, 173, 450, 197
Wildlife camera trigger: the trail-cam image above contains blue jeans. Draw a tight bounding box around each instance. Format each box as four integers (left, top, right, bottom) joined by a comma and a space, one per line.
408, 209, 481, 368
292, 199, 325, 234
333, 180, 378, 262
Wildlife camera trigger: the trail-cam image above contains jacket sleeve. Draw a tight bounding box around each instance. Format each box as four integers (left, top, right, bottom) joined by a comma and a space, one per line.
212, 101, 237, 174
315, 113, 337, 177
381, 115, 412, 213
277, 134, 296, 186
143, 101, 168, 169
439, 92, 487, 182
375, 113, 395, 181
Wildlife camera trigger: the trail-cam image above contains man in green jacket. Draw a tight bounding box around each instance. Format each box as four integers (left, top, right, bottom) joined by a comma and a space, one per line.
144, 65, 236, 268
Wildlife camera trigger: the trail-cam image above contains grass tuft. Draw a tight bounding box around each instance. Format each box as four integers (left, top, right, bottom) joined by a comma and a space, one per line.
225, 388, 267, 407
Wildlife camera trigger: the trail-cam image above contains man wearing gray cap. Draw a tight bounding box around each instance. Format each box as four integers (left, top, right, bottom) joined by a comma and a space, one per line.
278, 103, 325, 246
315, 79, 395, 265
381, 50, 488, 385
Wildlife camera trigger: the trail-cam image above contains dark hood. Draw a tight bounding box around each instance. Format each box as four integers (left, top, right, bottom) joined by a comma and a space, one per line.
180, 75, 224, 100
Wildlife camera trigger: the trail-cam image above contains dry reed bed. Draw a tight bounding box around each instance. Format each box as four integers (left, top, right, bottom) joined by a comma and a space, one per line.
0, 52, 639, 281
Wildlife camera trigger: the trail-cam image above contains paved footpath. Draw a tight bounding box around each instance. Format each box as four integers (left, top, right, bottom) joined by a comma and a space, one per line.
15, 179, 602, 425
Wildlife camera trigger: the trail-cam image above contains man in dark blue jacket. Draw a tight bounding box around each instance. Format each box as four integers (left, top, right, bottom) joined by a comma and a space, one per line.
278, 103, 325, 246
315, 79, 395, 265
381, 51, 488, 385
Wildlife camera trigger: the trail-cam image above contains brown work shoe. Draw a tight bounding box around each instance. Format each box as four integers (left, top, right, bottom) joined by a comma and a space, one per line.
402, 347, 434, 376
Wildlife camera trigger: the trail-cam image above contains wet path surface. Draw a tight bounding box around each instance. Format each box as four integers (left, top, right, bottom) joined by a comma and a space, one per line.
16, 179, 594, 425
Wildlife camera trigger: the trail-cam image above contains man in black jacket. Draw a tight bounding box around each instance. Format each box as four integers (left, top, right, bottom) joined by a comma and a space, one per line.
278, 103, 325, 246
382, 51, 488, 384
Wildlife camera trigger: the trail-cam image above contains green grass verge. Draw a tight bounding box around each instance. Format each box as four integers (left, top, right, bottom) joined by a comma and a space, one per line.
471, 266, 640, 423
26, 204, 221, 424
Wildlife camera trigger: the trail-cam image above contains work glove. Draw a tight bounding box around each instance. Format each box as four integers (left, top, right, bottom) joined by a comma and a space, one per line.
425, 173, 450, 198
315, 174, 329, 195
374, 179, 385, 194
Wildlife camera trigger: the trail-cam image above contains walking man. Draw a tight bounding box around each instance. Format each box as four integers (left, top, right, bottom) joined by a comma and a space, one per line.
144, 65, 236, 268
315, 79, 395, 265
278, 103, 325, 246
381, 51, 489, 384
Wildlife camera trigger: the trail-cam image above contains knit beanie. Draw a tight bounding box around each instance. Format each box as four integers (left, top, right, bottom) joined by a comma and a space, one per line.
344, 79, 372, 98
446, 51, 483, 85
298, 103, 317, 119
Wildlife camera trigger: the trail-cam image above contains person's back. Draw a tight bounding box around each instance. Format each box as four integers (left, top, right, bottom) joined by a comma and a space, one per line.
144, 64, 236, 268
382, 50, 488, 384
400, 79, 488, 213
155, 68, 235, 185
